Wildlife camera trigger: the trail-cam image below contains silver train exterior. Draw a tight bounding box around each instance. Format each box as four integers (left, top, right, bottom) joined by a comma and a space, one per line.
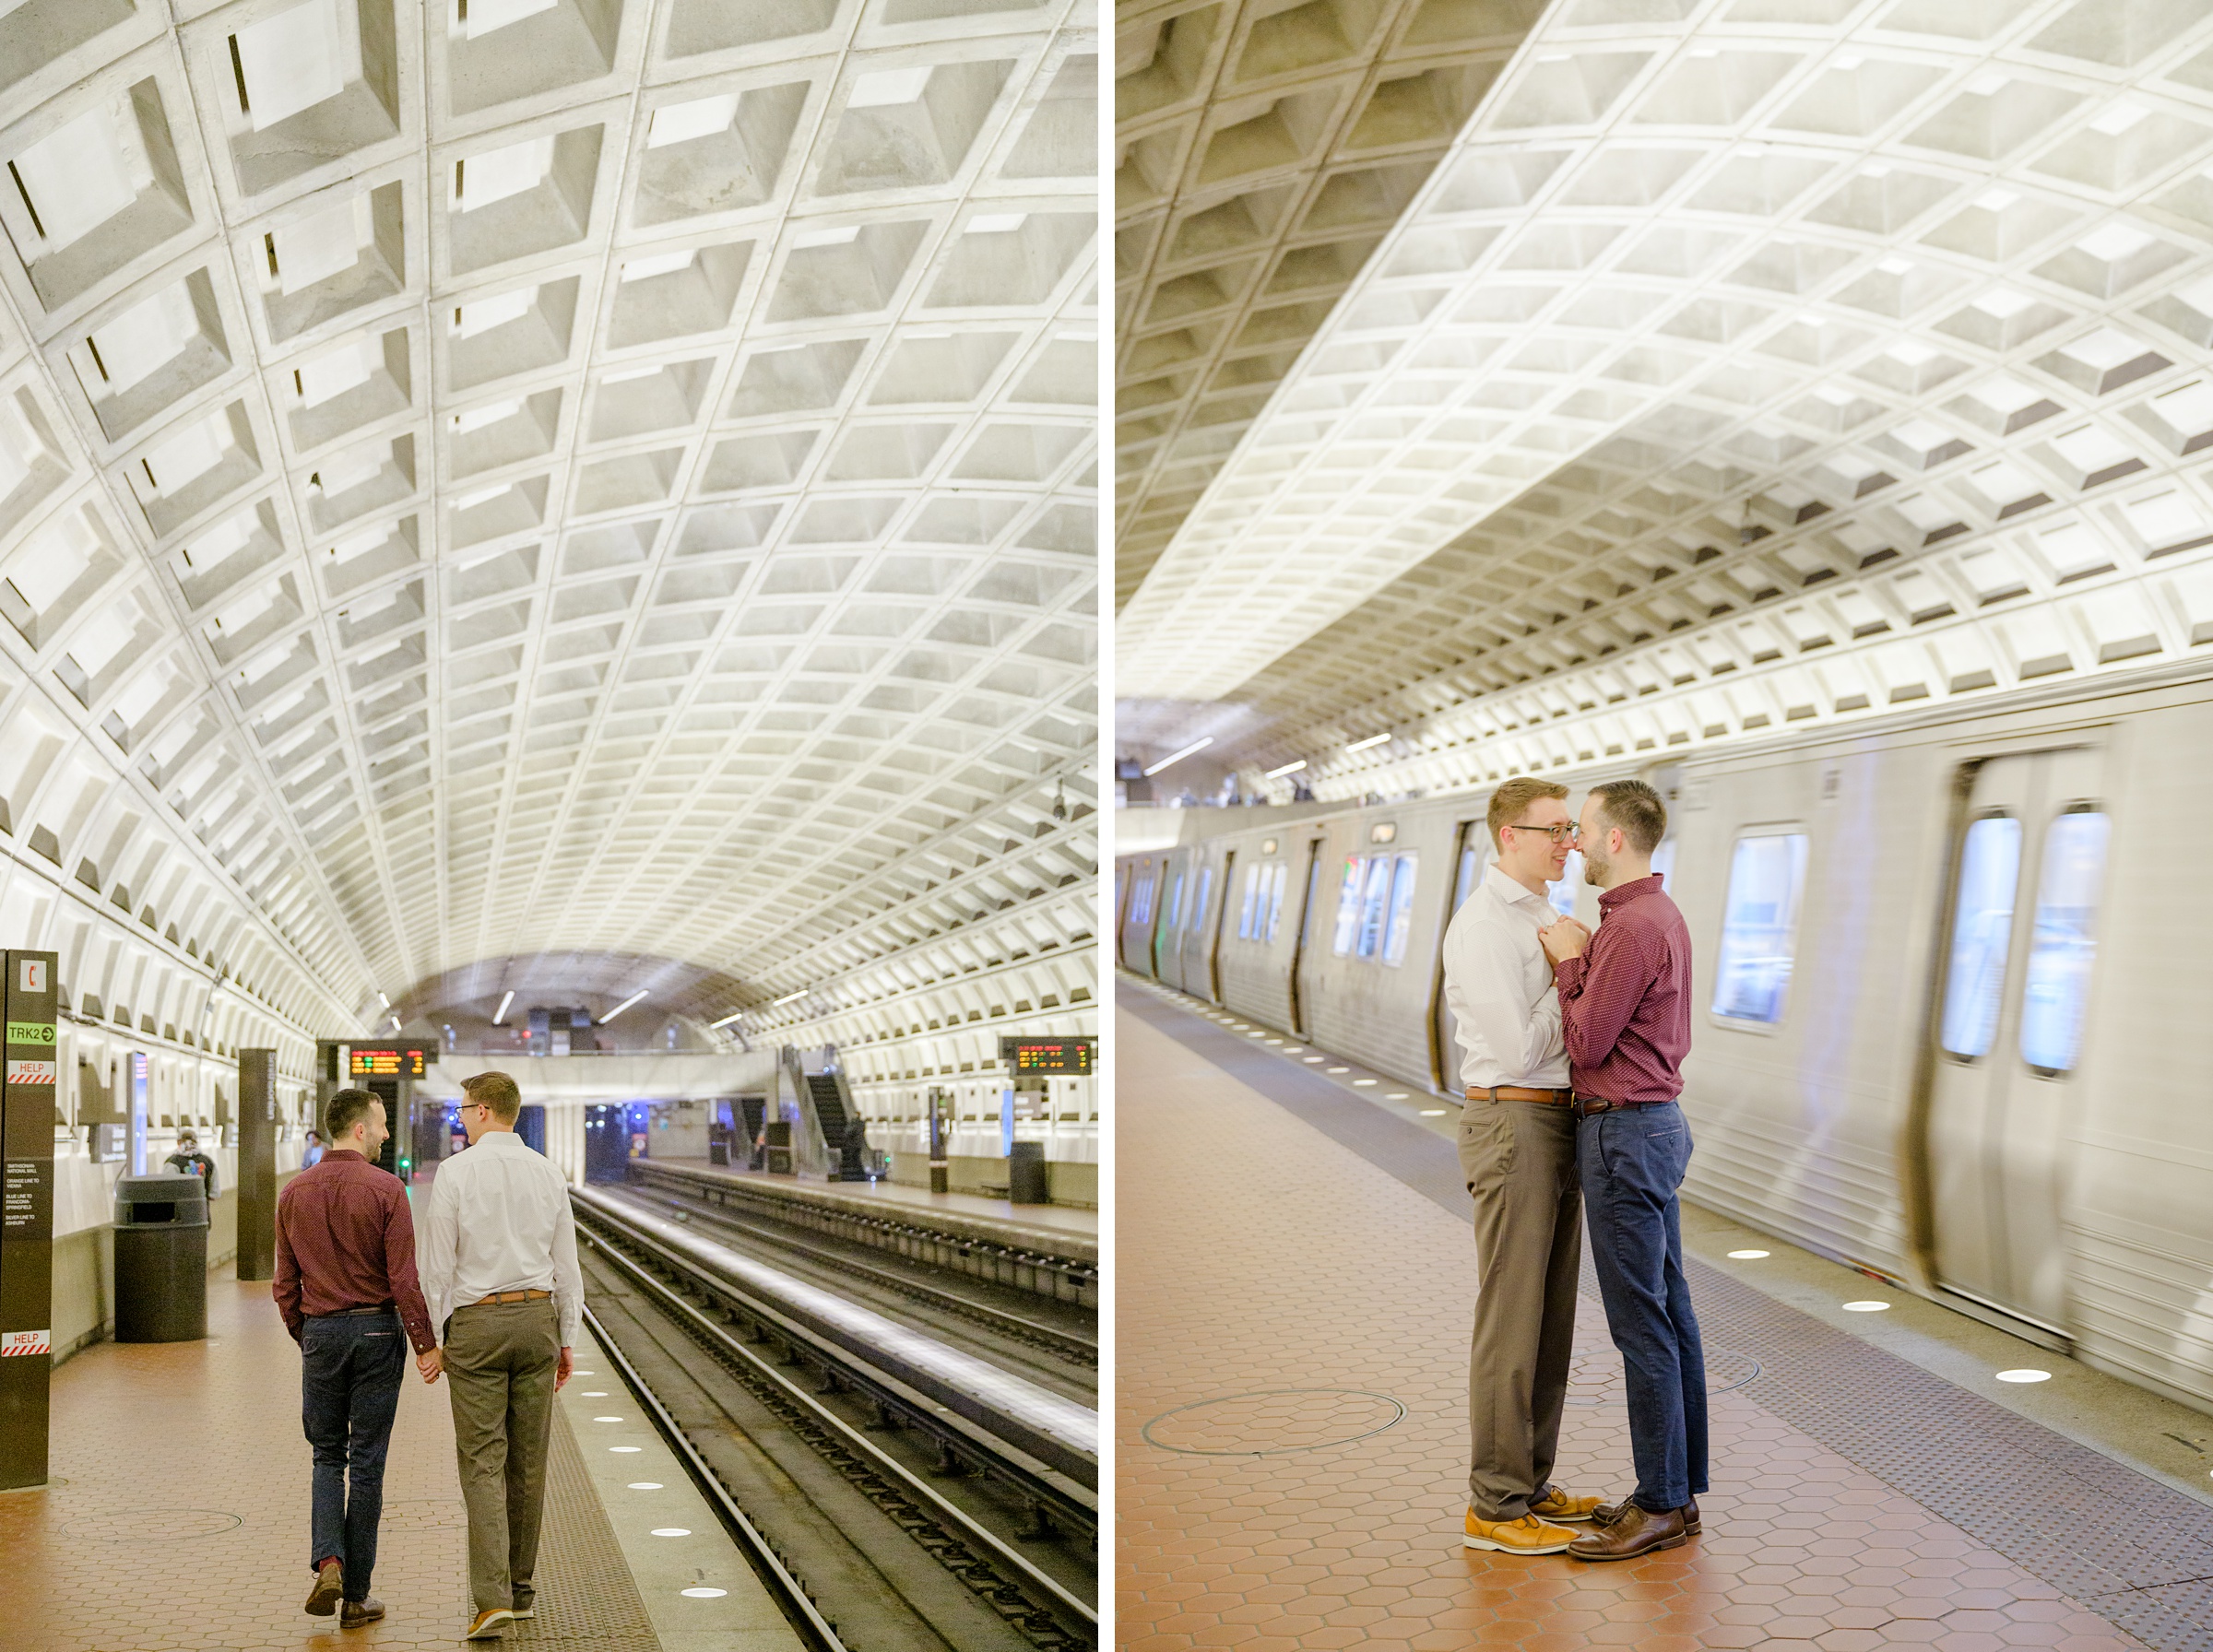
1116, 663, 2213, 1416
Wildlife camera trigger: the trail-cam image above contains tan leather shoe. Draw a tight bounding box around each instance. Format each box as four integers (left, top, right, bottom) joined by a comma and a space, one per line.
1529, 1485, 1604, 1523
1568, 1501, 1686, 1561
1462, 1509, 1578, 1554
1593, 1494, 1699, 1534
305, 1559, 343, 1616
465, 1605, 515, 1639
340, 1597, 384, 1627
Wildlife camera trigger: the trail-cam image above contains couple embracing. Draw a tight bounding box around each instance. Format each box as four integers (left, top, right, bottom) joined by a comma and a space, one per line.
1443, 775, 1707, 1562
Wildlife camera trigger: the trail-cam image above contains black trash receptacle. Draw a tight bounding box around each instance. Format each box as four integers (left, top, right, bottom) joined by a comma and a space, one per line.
113, 1173, 208, 1342
1007, 1139, 1049, 1205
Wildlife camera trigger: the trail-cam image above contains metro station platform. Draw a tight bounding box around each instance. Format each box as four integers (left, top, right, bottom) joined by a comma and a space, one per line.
1118, 984, 2213, 1652
640, 1159, 1101, 1245
0, 1268, 800, 1652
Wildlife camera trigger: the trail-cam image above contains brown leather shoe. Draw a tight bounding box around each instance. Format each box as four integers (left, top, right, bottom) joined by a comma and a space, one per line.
1568, 1501, 1686, 1561
305, 1558, 344, 1616
1594, 1494, 1699, 1534
340, 1597, 385, 1627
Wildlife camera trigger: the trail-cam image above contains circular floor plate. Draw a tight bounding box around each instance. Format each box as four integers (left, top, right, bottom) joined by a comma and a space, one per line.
1142, 1388, 1406, 1457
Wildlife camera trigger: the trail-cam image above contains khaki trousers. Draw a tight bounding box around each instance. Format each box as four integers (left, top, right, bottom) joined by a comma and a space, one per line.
1459, 1096, 1582, 1520
443, 1299, 559, 1611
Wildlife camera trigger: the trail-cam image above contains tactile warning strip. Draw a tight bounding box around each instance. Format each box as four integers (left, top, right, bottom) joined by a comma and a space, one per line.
1123, 986, 2201, 1651
524, 1404, 662, 1651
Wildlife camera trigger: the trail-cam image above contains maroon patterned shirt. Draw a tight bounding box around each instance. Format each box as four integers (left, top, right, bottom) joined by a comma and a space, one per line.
273, 1150, 436, 1352
1551, 874, 1692, 1106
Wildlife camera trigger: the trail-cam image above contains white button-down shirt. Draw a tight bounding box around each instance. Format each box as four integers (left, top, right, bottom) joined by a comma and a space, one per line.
1440, 860, 1569, 1093
416, 1129, 583, 1349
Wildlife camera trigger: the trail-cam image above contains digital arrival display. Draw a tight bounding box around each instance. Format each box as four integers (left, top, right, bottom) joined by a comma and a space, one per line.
349, 1046, 429, 1079
999, 1036, 1095, 1075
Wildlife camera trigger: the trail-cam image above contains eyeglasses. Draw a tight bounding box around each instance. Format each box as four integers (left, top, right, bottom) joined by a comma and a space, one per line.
1503, 820, 1579, 844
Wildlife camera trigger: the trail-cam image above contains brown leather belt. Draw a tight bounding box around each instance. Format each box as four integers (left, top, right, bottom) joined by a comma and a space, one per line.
1466, 1086, 1574, 1105
1571, 1094, 1668, 1118
459, 1289, 552, 1309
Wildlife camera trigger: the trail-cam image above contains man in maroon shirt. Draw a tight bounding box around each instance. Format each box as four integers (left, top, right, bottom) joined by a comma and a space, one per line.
1538, 778, 1709, 1561
273, 1088, 438, 1625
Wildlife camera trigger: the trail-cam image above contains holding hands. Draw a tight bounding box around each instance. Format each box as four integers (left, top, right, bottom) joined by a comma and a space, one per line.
1540, 916, 1592, 963
417, 1346, 443, 1385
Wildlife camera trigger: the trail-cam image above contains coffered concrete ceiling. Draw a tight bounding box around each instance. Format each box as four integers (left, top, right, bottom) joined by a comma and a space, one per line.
1116, 0, 2213, 802
0, 0, 1099, 1068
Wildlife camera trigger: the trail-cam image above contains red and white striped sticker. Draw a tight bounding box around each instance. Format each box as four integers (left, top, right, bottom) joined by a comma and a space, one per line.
0, 1329, 49, 1357
5, 1060, 55, 1085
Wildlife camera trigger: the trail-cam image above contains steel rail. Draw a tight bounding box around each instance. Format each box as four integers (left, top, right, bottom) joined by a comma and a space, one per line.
577, 1211, 1097, 1640
580, 1303, 850, 1652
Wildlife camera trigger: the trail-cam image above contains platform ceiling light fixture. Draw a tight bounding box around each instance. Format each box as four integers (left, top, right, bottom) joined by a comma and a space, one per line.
598, 989, 647, 1025
377, 991, 390, 1008
387, 1015, 401, 1032
771, 989, 808, 1007
707, 1009, 744, 1028
492, 990, 514, 1025
1142, 736, 1213, 776
1264, 760, 1307, 778
1344, 733, 1390, 752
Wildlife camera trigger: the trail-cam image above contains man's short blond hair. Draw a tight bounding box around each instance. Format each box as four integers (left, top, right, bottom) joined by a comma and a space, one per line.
1486, 775, 1570, 850
461, 1070, 523, 1122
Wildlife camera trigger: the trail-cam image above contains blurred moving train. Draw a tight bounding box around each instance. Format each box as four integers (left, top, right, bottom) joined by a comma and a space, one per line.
1117, 662, 2213, 1415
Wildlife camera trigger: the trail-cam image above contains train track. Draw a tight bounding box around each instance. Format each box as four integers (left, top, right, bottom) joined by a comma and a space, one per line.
575, 1194, 1096, 1652
621, 1184, 1097, 1378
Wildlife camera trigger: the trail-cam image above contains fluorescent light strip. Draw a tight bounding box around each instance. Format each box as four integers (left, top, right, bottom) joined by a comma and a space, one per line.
492, 990, 514, 1025
708, 1010, 744, 1029
1345, 732, 1391, 752
1143, 737, 1213, 777
772, 989, 808, 1007
1264, 760, 1307, 778
599, 989, 648, 1025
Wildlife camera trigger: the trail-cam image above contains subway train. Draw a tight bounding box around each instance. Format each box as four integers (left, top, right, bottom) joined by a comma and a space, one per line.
1117, 660, 2213, 1416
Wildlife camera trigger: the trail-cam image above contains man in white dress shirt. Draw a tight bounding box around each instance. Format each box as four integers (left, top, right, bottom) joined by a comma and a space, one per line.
1441, 775, 1606, 1556
415, 1070, 583, 1640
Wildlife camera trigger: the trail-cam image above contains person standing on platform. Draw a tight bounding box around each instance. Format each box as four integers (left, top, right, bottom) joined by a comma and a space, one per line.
273, 1087, 437, 1627
1539, 778, 1708, 1561
416, 1071, 583, 1641
1441, 775, 1608, 1556
164, 1129, 219, 1200
302, 1128, 326, 1168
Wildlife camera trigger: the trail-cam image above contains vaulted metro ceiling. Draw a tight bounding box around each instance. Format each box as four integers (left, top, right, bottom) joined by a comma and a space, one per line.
0, 0, 1098, 1045
1116, 0, 2213, 798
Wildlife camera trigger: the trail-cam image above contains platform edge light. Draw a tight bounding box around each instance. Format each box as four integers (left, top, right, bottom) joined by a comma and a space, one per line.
1143, 736, 1213, 777
1264, 759, 1307, 778
598, 989, 648, 1025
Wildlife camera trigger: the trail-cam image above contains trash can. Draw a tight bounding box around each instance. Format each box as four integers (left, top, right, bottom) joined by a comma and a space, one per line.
1007, 1139, 1049, 1205
113, 1173, 208, 1342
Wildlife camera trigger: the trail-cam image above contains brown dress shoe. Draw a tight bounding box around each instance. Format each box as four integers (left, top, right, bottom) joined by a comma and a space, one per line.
1568, 1501, 1687, 1561
340, 1597, 385, 1627
305, 1559, 344, 1616
1594, 1494, 1699, 1534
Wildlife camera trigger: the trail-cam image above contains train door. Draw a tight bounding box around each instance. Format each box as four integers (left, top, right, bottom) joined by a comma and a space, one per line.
1207, 850, 1237, 1002
1429, 823, 1489, 1092
1288, 841, 1325, 1036
1924, 747, 2108, 1339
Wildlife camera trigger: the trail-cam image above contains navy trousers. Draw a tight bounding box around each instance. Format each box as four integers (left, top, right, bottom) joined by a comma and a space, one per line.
1578, 1101, 1709, 1513
301, 1310, 406, 1598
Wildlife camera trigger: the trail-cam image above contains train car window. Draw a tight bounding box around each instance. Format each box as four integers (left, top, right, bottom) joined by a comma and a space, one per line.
1453, 843, 1484, 914
1265, 863, 1288, 944
1131, 870, 1154, 925
1193, 868, 1213, 938
1382, 853, 1420, 966
1651, 838, 1676, 888
1355, 855, 1392, 959
1939, 814, 2022, 1059
2018, 808, 2108, 1076
1332, 857, 1364, 955
1166, 872, 1186, 931
1237, 864, 1260, 940
1711, 832, 1811, 1025
1547, 851, 1584, 920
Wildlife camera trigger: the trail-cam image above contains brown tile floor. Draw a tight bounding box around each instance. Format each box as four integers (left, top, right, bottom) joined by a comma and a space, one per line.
1116, 1004, 2144, 1652
0, 1267, 654, 1651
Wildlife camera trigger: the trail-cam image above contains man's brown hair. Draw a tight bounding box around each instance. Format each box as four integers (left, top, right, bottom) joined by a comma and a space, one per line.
1590, 778, 1668, 856
461, 1070, 523, 1122
325, 1087, 379, 1142
1486, 775, 1570, 850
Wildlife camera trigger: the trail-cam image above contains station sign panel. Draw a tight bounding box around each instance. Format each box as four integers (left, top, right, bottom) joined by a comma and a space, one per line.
999, 1036, 1095, 1076
1, 950, 56, 1490
349, 1046, 429, 1079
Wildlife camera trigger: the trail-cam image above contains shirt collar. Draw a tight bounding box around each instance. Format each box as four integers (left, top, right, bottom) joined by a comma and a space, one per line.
1482, 859, 1550, 910
1597, 872, 1663, 913
325, 1149, 367, 1162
